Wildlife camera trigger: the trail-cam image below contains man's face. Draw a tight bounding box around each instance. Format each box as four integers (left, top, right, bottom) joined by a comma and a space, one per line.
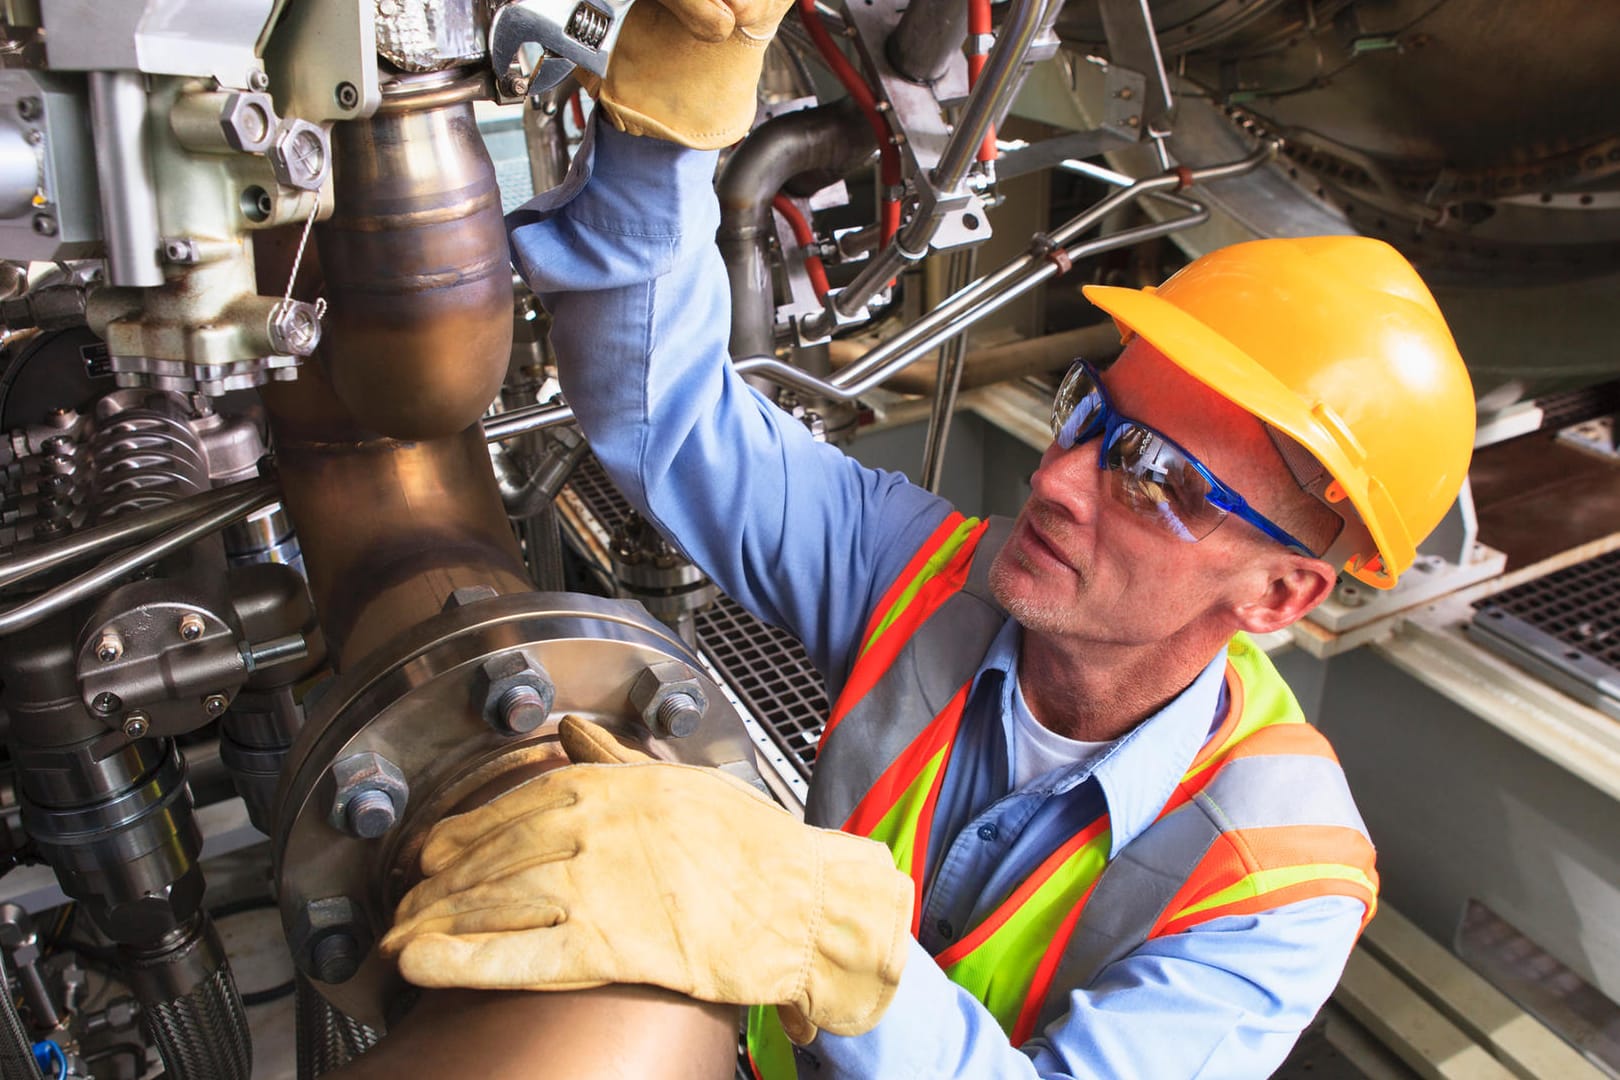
989, 341, 1296, 647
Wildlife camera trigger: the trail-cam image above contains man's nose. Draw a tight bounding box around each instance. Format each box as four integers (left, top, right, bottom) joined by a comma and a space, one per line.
1030, 440, 1103, 520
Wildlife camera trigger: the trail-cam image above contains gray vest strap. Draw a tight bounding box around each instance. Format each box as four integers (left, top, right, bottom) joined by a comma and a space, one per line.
807, 517, 1014, 829
1031, 745, 1369, 1036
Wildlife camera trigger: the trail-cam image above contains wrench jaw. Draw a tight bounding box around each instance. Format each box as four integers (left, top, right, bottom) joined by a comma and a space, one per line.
488, 0, 633, 102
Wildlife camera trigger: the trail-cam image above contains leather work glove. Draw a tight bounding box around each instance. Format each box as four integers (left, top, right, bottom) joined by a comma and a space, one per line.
380, 716, 914, 1043
591, 0, 796, 148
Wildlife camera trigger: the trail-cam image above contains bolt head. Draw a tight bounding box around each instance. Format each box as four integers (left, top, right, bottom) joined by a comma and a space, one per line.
122, 712, 149, 739
31, 214, 55, 237
96, 632, 123, 664
202, 693, 229, 717
178, 612, 205, 641
328, 752, 410, 838
92, 692, 122, 715
17, 97, 40, 121
344, 789, 398, 839
269, 118, 331, 191
334, 82, 359, 110
291, 896, 371, 985
248, 69, 271, 93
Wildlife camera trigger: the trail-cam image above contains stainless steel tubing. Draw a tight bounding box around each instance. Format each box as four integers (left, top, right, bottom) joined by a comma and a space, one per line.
717, 102, 873, 358
88, 72, 164, 288
480, 145, 1275, 442
0, 477, 279, 589
832, 0, 1056, 321
0, 950, 41, 1080
0, 486, 278, 636
920, 248, 978, 492
736, 196, 1211, 402
887, 0, 970, 85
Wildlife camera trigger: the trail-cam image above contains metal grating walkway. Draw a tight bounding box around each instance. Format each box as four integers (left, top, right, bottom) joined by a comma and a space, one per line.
565, 455, 827, 781
1469, 549, 1620, 718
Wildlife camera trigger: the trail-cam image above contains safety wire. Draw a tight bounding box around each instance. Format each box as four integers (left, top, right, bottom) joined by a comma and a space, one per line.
271, 193, 327, 333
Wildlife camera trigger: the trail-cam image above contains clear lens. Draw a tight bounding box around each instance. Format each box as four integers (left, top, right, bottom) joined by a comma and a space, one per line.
1104, 424, 1226, 541
1050, 362, 1102, 446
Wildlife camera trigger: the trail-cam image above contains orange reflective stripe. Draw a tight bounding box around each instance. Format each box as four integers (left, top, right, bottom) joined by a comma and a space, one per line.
823, 516, 985, 740
1183, 663, 1244, 776
935, 815, 1112, 969
855, 511, 969, 656
1222, 722, 1341, 764
1011, 884, 1094, 1046
843, 683, 966, 835
1151, 824, 1379, 938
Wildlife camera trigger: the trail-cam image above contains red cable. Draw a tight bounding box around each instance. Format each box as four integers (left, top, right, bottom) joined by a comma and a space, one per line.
569, 89, 586, 131
967, 0, 996, 162
795, 0, 902, 243
773, 195, 831, 300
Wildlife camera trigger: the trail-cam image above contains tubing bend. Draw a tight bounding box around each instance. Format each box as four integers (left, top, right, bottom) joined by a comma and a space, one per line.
718, 102, 874, 358
886, 0, 970, 85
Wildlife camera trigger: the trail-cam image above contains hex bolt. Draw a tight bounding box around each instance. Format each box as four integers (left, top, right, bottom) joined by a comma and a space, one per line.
95, 632, 123, 664
248, 69, 270, 93
310, 932, 360, 984
202, 693, 229, 717
177, 612, 205, 641
653, 692, 703, 738
17, 97, 40, 121
496, 684, 550, 736
329, 753, 409, 839
122, 712, 150, 739
91, 692, 122, 715
334, 81, 359, 110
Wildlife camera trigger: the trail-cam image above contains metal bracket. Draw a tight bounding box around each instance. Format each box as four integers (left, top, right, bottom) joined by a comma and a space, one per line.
1096, 0, 1173, 133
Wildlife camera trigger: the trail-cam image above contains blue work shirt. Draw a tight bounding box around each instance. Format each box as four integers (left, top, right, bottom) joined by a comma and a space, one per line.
509, 118, 1364, 1080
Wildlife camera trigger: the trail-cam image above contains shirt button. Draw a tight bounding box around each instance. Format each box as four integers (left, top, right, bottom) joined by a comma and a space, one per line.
936, 918, 954, 939
977, 824, 999, 842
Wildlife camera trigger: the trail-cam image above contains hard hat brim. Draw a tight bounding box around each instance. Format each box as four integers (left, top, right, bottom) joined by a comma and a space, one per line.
1081, 283, 1406, 588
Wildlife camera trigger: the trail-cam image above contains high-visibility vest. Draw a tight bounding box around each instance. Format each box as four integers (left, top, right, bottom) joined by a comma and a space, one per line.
747, 513, 1378, 1078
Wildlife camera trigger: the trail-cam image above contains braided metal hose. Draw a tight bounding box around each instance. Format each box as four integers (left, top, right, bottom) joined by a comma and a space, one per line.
124, 917, 251, 1080
295, 976, 381, 1079
0, 952, 41, 1080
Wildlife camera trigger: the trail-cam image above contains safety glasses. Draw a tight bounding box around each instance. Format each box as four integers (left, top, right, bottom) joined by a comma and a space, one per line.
1049, 360, 1317, 557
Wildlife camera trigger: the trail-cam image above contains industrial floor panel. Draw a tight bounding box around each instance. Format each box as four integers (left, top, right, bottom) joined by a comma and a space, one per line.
1469, 547, 1620, 718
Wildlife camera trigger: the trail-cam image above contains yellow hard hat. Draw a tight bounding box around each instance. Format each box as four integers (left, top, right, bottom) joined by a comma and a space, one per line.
1083, 236, 1474, 589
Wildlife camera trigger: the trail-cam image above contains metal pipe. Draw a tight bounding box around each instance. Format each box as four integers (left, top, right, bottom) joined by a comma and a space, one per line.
317, 73, 513, 440
886, 0, 970, 85
482, 145, 1275, 441
831, 0, 1057, 321
0, 477, 277, 589
88, 71, 163, 288
717, 102, 874, 358
828, 321, 1125, 395
0, 487, 277, 637
920, 248, 978, 491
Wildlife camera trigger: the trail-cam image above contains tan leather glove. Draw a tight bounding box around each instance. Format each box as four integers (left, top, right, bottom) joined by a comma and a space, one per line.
592, 0, 796, 148
381, 716, 913, 1043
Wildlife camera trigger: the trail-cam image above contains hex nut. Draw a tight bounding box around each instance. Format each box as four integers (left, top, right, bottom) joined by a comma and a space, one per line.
327, 752, 409, 838
289, 896, 372, 984
219, 91, 276, 153
269, 118, 330, 191
480, 651, 555, 735
628, 660, 708, 738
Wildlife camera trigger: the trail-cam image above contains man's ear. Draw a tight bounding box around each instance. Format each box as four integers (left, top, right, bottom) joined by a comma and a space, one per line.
1231, 557, 1338, 635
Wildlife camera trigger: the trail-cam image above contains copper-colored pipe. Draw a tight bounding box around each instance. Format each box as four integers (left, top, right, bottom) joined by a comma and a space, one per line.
316, 71, 513, 440
828, 322, 1123, 396
254, 233, 529, 671
327, 987, 738, 1079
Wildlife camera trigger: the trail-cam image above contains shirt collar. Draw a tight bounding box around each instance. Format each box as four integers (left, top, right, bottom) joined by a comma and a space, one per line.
974, 618, 1229, 860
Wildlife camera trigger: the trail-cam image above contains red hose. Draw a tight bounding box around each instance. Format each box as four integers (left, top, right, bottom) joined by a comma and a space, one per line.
569, 89, 586, 131
795, 0, 902, 243
773, 195, 831, 300
967, 0, 996, 162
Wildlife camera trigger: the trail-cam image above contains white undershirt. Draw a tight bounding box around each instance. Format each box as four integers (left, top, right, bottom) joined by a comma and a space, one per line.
1009, 670, 1113, 789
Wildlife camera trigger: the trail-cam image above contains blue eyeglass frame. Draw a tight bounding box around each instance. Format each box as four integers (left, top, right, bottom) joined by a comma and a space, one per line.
1051, 360, 1318, 557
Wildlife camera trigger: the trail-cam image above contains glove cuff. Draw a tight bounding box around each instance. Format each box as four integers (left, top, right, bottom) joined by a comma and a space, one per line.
792, 829, 914, 1040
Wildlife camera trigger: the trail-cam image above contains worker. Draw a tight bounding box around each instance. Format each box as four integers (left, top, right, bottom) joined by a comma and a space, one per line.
379, 0, 1477, 1073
